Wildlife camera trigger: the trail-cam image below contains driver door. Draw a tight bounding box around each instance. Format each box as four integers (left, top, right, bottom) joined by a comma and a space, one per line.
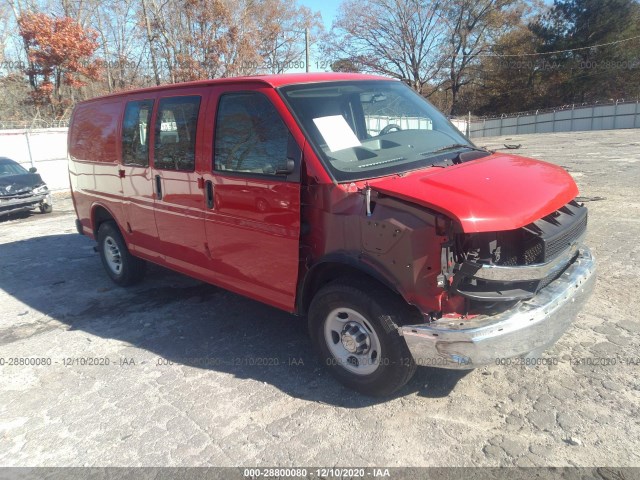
202, 88, 302, 311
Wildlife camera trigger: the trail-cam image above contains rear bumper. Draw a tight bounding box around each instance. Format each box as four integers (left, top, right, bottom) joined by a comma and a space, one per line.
401, 246, 596, 369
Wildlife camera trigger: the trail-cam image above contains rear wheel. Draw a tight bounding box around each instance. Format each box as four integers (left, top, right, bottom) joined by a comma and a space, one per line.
309, 279, 417, 396
97, 221, 146, 286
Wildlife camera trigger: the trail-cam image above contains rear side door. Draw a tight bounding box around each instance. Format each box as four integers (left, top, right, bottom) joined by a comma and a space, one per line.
120, 99, 160, 259
150, 93, 210, 273
202, 88, 302, 311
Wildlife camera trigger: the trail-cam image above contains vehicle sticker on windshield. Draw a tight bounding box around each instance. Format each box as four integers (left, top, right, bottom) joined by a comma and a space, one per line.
313, 115, 361, 152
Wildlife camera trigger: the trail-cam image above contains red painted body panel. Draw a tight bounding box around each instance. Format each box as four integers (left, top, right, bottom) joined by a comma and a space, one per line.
72, 73, 391, 105
68, 99, 121, 164
69, 77, 307, 312
149, 87, 210, 268
120, 165, 159, 255
201, 85, 302, 311
368, 153, 579, 233
68, 98, 125, 238
69, 73, 582, 319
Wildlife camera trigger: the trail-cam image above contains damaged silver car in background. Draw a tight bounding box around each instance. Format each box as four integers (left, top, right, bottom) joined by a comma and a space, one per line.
0, 157, 52, 217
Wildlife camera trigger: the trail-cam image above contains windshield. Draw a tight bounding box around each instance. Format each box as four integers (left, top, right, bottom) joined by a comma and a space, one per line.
279, 80, 475, 182
0, 160, 28, 176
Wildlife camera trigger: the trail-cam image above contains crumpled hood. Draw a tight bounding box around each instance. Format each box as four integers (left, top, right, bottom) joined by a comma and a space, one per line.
0, 173, 45, 196
369, 153, 578, 233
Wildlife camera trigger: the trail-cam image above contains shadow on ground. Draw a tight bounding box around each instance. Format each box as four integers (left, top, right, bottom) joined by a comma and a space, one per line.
0, 211, 32, 223
0, 207, 67, 224
0, 233, 469, 407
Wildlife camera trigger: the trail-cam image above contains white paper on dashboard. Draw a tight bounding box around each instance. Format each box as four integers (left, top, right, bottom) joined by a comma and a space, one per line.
312, 115, 361, 152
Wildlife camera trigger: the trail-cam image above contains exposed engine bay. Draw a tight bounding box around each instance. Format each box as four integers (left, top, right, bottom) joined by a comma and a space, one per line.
441, 200, 588, 310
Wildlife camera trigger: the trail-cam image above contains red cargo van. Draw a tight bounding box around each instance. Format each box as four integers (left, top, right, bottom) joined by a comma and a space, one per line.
69, 73, 595, 395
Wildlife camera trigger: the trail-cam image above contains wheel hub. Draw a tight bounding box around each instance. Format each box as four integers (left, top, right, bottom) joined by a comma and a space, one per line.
324, 307, 382, 376
107, 244, 120, 262
340, 322, 371, 355
103, 236, 122, 274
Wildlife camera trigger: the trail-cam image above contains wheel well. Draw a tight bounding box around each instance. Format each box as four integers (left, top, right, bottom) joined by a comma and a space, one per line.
299, 262, 400, 315
92, 205, 115, 238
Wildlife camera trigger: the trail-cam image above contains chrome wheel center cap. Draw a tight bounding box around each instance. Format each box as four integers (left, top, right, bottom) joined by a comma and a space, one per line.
341, 322, 371, 355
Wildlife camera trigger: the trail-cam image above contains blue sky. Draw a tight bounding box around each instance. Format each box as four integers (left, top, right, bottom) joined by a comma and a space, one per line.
296, 0, 555, 72
300, 0, 342, 28
300, 0, 555, 29
294, 0, 343, 71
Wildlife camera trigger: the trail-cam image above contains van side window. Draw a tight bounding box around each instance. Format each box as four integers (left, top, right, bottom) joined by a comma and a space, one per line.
122, 100, 153, 167
215, 93, 288, 175
154, 96, 201, 171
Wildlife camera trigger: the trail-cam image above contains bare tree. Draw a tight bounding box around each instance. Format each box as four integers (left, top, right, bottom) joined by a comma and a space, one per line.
92, 0, 149, 91
0, 3, 8, 67
5, 0, 29, 62
57, 0, 94, 27
441, 0, 518, 114
136, 0, 322, 82
327, 0, 446, 93
141, 0, 242, 82
0, 0, 324, 118
5, 0, 29, 23
140, 0, 161, 84
0, 74, 37, 121
257, 0, 323, 74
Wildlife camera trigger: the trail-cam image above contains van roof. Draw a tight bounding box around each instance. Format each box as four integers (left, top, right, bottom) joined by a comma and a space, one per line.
77, 73, 393, 104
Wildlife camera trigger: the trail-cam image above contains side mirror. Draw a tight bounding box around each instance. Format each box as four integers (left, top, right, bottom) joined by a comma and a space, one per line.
275, 133, 301, 179
29, 167, 37, 173
275, 158, 295, 175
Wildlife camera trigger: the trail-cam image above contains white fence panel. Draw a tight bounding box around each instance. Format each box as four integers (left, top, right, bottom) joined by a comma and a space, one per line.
366, 115, 433, 134
0, 128, 69, 190
470, 101, 640, 138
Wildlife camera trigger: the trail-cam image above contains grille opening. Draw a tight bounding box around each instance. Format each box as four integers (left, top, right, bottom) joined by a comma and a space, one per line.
456, 201, 587, 267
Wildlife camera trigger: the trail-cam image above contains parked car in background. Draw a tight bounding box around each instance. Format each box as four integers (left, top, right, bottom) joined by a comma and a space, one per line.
68, 73, 595, 396
0, 157, 52, 217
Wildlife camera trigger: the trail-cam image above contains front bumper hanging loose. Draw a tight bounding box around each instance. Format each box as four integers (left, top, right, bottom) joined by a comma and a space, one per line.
400, 246, 596, 369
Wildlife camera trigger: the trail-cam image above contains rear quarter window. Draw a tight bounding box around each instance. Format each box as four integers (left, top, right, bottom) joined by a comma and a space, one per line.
69, 100, 122, 163
122, 100, 153, 167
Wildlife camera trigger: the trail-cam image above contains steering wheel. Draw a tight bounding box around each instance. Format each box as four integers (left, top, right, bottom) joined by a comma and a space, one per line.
379, 124, 402, 135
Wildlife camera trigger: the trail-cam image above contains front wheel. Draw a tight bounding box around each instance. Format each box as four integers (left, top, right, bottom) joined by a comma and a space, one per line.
308, 279, 417, 396
39, 202, 53, 214
97, 221, 146, 286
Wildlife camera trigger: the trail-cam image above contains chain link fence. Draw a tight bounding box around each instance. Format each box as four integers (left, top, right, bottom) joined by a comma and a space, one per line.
0, 119, 70, 130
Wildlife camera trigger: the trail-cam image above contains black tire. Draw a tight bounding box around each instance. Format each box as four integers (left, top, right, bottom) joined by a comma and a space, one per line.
97, 221, 146, 286
309, 278, 417, 396
39, 203, 53, 214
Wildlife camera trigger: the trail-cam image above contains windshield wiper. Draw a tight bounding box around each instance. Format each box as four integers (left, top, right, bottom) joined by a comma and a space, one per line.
422, 144, 487, 156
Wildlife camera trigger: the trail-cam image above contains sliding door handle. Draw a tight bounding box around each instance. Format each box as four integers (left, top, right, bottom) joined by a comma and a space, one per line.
205, 180, 214, 209
155, 175, 162, 200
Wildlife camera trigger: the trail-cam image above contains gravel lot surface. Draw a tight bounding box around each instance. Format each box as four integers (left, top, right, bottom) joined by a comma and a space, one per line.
0, 130, 639, 468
